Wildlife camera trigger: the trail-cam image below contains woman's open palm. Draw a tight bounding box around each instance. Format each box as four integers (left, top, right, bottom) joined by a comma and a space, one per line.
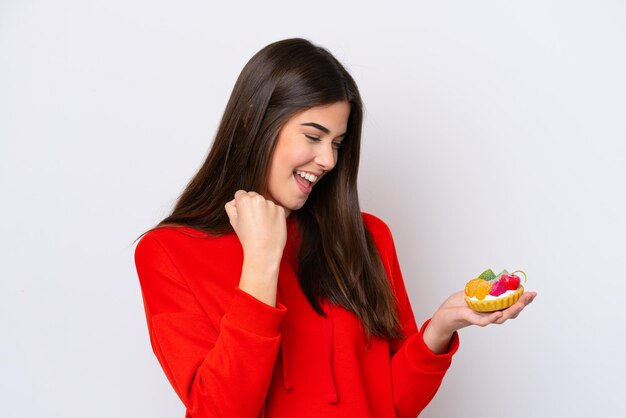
434, 290, 537, 333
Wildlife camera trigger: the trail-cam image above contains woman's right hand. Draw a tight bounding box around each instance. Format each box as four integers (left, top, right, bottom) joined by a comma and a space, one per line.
225, 190, 288, 262
224, 190, 288, 306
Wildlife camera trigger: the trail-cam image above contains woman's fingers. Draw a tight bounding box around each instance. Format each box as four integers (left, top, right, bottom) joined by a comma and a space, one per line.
466, 310, 503, 327
493, 292, 537, 324
224, 199, 238, 227
234, 189, 251, 199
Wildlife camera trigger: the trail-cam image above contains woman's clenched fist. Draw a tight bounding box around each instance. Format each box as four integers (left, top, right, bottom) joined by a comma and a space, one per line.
224, 190, 288, 268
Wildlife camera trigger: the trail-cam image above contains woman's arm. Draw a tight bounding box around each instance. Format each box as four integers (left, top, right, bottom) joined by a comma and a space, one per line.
363, 213, 459, 417
135, 234, 285, 418
365, 213, 536, 418
225, 190, 288, 307
384, 234, 460, 418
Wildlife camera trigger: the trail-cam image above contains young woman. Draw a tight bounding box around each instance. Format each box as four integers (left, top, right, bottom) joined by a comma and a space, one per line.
134, 38, 536, 418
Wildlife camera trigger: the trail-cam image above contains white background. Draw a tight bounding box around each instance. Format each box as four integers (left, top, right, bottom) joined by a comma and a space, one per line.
1, 1, 625, 417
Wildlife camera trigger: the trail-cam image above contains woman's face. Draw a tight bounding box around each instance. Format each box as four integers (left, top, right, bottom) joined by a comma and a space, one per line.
266, 101, 350, 216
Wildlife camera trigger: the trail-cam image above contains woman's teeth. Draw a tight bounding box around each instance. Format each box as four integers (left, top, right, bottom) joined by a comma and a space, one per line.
296, 170, 318, 183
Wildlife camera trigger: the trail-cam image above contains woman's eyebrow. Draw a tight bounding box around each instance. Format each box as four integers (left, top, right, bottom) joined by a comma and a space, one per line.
300, 122, 346, 138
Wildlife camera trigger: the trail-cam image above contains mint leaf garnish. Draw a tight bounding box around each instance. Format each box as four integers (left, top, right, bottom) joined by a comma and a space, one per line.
478, 269, 496, 281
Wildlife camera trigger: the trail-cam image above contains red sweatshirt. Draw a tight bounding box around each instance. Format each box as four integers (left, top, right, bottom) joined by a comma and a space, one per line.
134, 212, 459, 418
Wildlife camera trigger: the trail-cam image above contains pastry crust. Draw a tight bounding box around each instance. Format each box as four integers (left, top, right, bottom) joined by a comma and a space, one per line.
465, 286, 524, 312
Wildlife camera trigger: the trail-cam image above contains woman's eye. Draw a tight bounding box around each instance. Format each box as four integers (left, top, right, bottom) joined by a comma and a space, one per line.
304, 134, 343, 150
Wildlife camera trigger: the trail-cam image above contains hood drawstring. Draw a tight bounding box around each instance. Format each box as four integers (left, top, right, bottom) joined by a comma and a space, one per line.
323, 300, 338, 404
277, 286, 293, 391
281, 346, 292, 390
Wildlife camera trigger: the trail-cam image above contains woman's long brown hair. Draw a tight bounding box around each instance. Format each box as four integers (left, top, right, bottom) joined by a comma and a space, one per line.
147, 38, 401, 339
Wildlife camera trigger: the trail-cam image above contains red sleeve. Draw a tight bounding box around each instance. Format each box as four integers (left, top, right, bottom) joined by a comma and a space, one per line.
363, 213, 460, 418
134, 233, 286, 418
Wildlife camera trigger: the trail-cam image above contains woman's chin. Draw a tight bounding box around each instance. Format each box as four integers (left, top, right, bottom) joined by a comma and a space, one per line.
282, 198, 307, 214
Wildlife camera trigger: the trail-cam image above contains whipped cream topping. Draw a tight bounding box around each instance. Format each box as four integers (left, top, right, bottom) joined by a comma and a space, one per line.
469, 289, 517, 302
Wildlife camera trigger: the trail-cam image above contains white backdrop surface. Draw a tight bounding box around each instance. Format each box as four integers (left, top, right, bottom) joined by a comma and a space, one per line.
1, 1, 625, 417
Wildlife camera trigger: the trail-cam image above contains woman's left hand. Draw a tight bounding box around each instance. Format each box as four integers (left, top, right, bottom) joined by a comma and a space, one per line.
423, 291, 537, 354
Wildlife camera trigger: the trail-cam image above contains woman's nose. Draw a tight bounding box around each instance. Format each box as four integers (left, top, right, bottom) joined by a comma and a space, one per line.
314, 142, 337, 171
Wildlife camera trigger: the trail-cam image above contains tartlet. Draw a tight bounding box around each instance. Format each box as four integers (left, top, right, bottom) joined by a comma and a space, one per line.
464, 269, 526, 312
